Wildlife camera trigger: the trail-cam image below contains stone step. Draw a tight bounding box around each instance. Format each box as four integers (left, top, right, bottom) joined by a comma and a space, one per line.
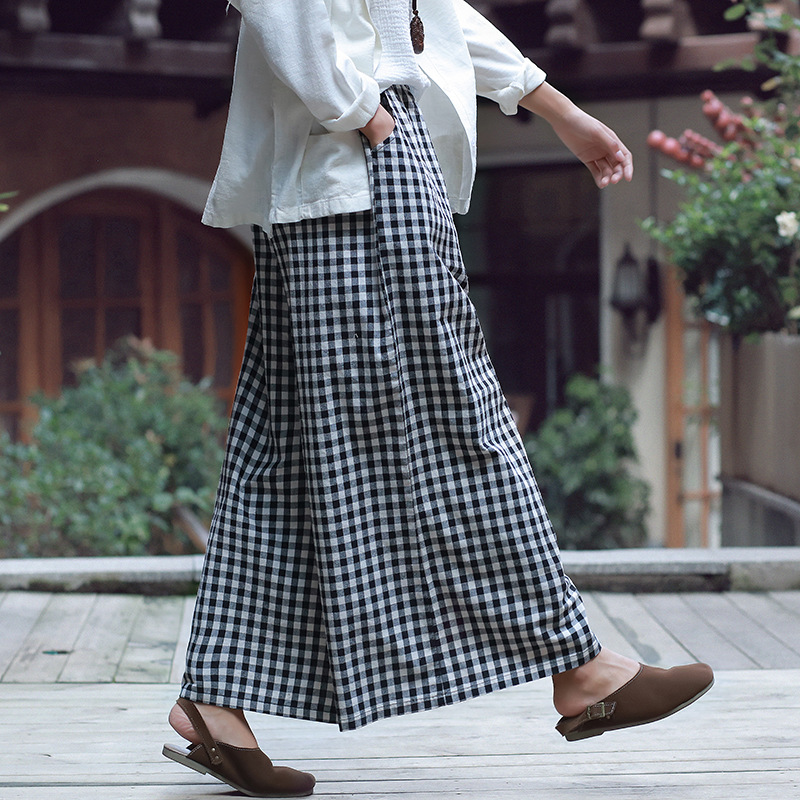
0, 547, 799, 593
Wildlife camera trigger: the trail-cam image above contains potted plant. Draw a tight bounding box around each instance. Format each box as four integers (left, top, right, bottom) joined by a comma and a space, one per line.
642, 0, 800, 545
523, 374, 650, 550
642, 2, 800, 335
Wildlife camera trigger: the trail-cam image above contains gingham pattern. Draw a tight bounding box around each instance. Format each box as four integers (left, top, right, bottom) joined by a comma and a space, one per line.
182, 86, 600, 731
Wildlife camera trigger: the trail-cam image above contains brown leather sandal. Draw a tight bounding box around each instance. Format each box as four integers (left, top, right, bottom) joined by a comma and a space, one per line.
555, 662, 714, 741
162, 697, 316, 797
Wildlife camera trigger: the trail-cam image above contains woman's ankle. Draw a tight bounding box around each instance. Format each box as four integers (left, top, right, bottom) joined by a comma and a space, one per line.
551, 648, 639, 717
169, 701, 259, 749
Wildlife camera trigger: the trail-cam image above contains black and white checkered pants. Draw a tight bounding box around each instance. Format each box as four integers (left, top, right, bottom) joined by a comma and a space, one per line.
182, 86, 600, 731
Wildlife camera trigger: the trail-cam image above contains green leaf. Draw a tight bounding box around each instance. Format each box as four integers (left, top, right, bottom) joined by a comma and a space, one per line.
151, 492, 175, 513
724, 4, 748, 21
714, 56, 755, 72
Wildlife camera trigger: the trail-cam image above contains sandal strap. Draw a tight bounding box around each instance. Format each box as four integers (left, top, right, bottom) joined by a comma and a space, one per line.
176, 697, 224, 765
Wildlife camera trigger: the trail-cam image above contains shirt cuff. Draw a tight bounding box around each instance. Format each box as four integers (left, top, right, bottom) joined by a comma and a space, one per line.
491, 59, 547, 116
320, 78, 381, 132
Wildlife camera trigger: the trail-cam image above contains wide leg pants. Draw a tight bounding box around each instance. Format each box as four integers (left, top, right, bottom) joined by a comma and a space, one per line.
182, 86, 600, 731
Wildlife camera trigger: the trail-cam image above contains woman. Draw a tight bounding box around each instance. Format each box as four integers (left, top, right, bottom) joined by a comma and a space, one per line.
163, 1, 714, 795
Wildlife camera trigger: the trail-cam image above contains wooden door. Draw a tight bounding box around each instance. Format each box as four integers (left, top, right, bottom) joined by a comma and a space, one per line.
0, 189, 254, 439
665, 265, 721, 547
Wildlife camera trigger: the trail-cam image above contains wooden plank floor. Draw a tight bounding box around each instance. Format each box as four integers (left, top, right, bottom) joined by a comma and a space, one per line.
1, 591, 800, 799
4, 590, 800, 683
0, 674, 798, 800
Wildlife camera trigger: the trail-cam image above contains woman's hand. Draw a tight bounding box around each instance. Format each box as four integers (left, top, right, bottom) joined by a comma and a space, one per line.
549, 105, 633, 188
359, 104, 395, 148
520, 83, 633, 188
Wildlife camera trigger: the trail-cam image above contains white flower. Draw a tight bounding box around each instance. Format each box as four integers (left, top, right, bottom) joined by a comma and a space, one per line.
776, 210, 800, 239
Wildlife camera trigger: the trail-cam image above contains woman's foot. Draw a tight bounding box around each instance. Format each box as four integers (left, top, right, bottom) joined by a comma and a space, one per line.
164, 698, 316, 797
552, 647, 640, 717
169, 700, 258, 748
552, 648, 714, 741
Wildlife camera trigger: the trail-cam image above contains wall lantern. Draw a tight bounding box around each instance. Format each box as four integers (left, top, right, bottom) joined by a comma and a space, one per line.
610, 244, 662, 339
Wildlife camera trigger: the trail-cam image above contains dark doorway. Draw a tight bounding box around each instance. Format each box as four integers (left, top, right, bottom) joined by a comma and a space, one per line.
457, 163, 601, 434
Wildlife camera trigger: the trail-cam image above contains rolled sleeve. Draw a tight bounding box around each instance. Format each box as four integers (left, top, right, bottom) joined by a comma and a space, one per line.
233, 0, 380, 131
491, 58, 547, 115
317, 64, 380, 132
452, 0, 547, 115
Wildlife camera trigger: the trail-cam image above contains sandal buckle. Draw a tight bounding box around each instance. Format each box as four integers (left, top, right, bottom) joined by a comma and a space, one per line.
586, 700, 616, 720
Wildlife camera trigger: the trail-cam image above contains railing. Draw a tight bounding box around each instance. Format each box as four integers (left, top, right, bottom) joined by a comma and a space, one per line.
719, 332, 800, 505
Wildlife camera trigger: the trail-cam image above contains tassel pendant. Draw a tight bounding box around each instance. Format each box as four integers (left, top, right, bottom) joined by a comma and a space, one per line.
411, 0, 424, 54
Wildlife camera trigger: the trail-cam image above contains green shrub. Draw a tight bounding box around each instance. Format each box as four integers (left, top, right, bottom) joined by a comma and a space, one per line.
0, 337, 227, 557
0, 191, 16, 212
524, 375, 650, 550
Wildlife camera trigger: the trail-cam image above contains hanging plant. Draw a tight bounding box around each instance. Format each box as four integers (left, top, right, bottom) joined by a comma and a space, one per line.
642, 1, 800, 335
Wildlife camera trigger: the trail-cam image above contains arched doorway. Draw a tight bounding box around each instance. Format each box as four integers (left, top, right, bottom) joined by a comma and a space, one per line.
0, 189, 254, 439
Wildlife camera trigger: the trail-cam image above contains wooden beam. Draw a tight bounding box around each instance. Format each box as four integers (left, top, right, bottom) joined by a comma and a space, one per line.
0, 31, 235, 78
545, 0, 599, 51
640, 0, 698, 44
125, 0, 163, 42
522, 32, 762, 99
2, 0, 50, 34
0, 28, 761, 104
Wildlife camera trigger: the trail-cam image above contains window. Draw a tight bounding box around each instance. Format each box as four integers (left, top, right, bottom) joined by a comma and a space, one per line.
0, 190, 253, 439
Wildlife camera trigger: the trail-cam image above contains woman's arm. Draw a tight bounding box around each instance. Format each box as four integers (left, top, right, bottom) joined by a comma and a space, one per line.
233, 0, 380, 132
520, 82, 633, 188
451, 0, 632, 187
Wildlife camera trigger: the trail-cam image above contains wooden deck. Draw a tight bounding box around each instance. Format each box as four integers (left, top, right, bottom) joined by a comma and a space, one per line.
2, 589, 800, 799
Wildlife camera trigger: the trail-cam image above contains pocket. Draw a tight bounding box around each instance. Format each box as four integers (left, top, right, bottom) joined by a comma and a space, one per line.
365, 103, 399, 155
367, 123, 399, 154
299, 129, 369, 205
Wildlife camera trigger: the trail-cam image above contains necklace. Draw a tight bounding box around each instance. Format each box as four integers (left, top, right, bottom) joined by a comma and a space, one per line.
411, 0, 424, 53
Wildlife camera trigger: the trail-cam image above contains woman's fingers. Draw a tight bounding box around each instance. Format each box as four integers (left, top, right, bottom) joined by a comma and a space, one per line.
584, 147, 633, 189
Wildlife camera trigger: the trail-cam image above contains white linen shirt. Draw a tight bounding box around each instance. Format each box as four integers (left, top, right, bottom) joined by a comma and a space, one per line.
202, 0, 546, 232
